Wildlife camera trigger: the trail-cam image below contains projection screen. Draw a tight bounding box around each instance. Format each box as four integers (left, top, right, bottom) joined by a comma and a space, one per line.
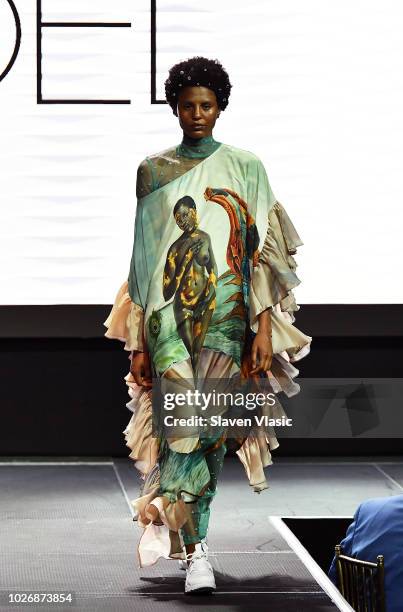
1, 0, 402, 305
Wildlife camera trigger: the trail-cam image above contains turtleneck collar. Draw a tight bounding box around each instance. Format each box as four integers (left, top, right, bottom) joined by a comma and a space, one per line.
176, 133, 222, 159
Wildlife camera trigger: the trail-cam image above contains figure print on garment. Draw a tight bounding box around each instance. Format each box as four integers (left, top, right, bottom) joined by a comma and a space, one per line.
161, 186, 261, 380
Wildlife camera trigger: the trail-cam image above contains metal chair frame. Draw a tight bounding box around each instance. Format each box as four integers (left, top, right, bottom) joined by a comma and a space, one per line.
335, 544, 386, 612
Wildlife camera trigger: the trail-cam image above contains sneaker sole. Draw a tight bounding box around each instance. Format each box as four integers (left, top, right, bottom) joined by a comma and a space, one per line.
185, 585, 216, 595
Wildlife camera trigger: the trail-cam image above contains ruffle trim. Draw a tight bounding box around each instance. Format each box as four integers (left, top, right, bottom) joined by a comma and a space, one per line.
236, 433, 278, 493
103, 280, 144, 351
248, 199, 311, 369
249, 200, 304, 332
122, 372, 190, 566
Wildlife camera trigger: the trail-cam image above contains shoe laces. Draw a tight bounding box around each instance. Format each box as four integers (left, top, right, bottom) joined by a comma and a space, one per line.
185, 543, 210, 572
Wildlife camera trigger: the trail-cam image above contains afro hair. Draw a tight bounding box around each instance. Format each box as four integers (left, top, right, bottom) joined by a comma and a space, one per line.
164, 56, 232, 116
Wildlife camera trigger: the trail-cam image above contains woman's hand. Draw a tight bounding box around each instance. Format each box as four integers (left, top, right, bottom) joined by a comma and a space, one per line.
250, 332, 273, 375
130, 350, 152, 388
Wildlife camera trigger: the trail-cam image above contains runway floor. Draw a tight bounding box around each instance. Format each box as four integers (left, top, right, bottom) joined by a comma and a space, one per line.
1, 456, 402, 611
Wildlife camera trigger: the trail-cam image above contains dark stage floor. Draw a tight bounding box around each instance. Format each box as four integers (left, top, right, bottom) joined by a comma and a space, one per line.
1, 456, 402, 611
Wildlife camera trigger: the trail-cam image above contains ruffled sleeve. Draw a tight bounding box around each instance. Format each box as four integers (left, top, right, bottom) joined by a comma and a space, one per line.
249, 199, 303, 331
103, 279, 145, 352
246, 156, 312, 363
234, 159, 312, 493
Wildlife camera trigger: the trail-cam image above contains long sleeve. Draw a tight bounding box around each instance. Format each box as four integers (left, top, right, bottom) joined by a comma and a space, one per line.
242, 155, 311, 371
103, 279, 144, 351
103, 164, 149, 352
235, 156, 313, 492
246, 157, 304, 333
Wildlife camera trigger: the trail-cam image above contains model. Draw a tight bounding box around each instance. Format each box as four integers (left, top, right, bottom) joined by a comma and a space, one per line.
104, 56, 312, 595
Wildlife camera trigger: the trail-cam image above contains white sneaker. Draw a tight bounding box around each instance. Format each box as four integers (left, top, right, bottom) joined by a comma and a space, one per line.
184, 541, 216, 595
178, 538, 208, 570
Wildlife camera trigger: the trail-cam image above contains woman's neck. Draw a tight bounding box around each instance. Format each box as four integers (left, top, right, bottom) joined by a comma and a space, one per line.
176, 133, 221, 159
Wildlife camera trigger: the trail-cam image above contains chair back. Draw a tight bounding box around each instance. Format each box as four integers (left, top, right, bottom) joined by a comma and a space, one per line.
334, 544, 386, 612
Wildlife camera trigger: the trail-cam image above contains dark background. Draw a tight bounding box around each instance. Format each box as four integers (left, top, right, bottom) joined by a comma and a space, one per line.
1, 304, 402, 456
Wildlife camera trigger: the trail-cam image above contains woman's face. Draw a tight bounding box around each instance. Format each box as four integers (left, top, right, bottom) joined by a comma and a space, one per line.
174, 204, 197, 232
177, 86, 220, 139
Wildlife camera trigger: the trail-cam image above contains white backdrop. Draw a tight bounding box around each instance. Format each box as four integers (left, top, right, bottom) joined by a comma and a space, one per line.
1, 0, 402, 304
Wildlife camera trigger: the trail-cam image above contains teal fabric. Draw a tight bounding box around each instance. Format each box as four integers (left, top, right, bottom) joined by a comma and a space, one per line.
157, 433, 227, 545
128, 144, 277, 366
176, 134, 222, 159
182, 437, 227, 544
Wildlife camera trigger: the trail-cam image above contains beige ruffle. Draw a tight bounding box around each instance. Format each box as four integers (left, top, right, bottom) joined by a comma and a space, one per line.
236, 434, 279, 492
133, 491, 189, 567
235, 201, 312, 493
122, 371, 193, 566
271, 302, 312, 363
236, 303, 311, 492
123, 374, 158, 475
103, 280, 144, 351
249, 201, 312, 367
249, 200, 304, 332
